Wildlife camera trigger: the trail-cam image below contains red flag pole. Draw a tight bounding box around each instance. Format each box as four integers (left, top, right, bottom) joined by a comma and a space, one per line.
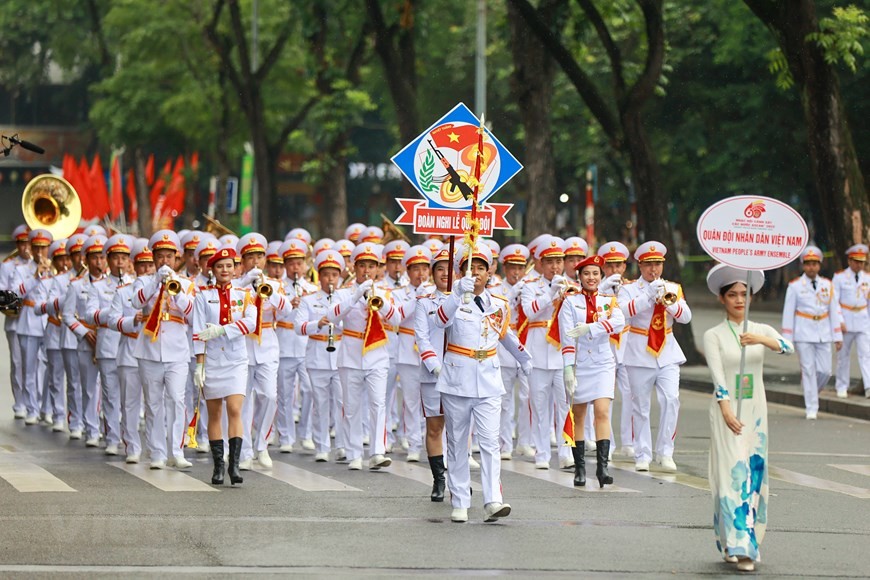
462, 114, 486, 304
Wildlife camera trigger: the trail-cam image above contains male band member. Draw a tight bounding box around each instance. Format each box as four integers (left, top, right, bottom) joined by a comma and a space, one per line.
84, 234, 133, 455
131, 230, 195, 470
11, 229, 53, 424
107, 238, 153, 463
833, 244, 870, 399
391, 245, 433, 462
483, 239, 502, 287
345, 223, 365, 244
233, 233, 288, 469
62, 235, 105, 446
326, 243, 398, 470
37, 239, 72, 431
275, 238, 317, 452
521, 236, 575, 470
179, 231, 204, 279
55, 233, 88, 437
194, 236, 219, 289
295, 249, 347, 461
493, 244, 532, 459
179, 230, 206, 434
782, 246, 843, 419
335, 239, 356, 279
619, 241, 692, 472
381, 240, 409, 450
1, 225, 32, 418
414, 247, 451, 500
434, 242, 532, 523
598, 241, 634, 458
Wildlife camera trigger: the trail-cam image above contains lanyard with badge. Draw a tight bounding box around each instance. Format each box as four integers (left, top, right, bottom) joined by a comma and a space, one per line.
726, 320, 754, 400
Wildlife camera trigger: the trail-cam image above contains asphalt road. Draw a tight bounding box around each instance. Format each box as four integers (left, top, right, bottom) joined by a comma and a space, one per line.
0, 316, 867, 578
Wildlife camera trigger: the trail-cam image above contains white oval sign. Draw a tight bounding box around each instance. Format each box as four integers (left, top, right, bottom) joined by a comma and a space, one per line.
696, 195, 808, 270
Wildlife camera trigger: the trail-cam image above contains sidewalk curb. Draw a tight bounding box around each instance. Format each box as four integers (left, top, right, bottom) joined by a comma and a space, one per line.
680, 378, 870, 422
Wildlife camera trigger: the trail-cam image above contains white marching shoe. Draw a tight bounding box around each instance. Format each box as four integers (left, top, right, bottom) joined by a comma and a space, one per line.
279, 443, 294, 454
348, 458, 363, 470
171, 456, 193, 469
125, 454, 140, 464
238, 458, 253, 471
257, 450, 273, 469
614, 445, 635, 459
314, 453, 329, 462
635, 461, 650, 472
406, 452, 420, 463
806, 412, 818, 420
150, 459, 166, 470
535, 461, 550, 470
654, 455, 677, 472
500, 451, 512, 460
104, 444, 119, 456
85, 437, 100, 448
24, 416, 39, 426
483, 502, 511, 522
301, 439, 315, 451
584, 440, 597, 452
558, 456, 575, 469
69, 430, 83, 440
451, 508, 468, 523
51, 421, 66, 432
369, 454, 392, 470
516, 445, 535, 458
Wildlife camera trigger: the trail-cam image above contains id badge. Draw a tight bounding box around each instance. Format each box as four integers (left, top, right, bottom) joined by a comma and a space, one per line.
735, 373, 754, 400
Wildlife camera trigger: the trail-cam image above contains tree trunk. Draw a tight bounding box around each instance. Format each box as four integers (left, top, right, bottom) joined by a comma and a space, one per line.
247, 94, 275, 239
507, 0, 561, 240
134, 148, 151, 237
322, 138, 349, 240
744, 0, 869, 267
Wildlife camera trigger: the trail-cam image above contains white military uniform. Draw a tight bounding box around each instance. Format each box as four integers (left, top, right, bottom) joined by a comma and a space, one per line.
414, 290, 448, 418
326, 274, 400, 465
62, 270, 102, 442
86, 271, 131, 449
131, 270, 195, 465
832, 256, 870, 397
434, 277, 531, 511
619, 274, 691, 466
11, 257, 48, 421
107, 280, 145, 459
54, 265, 85, 435
41, 264, 75, 429
782, 273, 842, 415
1, 249, 31, 416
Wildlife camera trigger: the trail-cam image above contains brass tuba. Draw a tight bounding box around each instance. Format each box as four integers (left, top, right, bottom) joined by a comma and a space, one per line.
202, 214, 237, 237
381, 213, 411, 244
22, 174, 82, 240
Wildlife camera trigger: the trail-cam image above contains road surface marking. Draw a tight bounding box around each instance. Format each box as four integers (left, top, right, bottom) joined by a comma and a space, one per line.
387, 459, 482, 492
830, 464, 870, 478
611, 462, 710, 491
0, 461, 76, 492
110, 463, 218, 492
770, 466, 870, 499
251, 462, 360, 492
500, 460, 640, 493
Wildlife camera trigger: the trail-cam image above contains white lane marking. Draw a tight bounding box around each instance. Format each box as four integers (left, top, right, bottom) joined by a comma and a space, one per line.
252, 462, 360, 492
0, 461, 76, 492
388, 460, 482, 492
774, 452, 870, 458
110, 463, 218, 492
610, 462, 710, 491
770, 466, 870, 499
500, 459, 639, 493
830, 464, 870, 477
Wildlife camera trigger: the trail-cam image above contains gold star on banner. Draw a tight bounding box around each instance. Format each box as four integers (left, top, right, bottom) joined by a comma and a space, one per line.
448, 132, 460, 143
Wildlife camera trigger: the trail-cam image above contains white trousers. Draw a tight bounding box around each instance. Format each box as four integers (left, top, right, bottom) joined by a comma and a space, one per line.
529, 367, 571, 464
77, 350, 100, 440
836, 331, 870, 394
615, 363, 633, 448
307, 368, 345, 454
243, 360, 279, 459
45, 349, 66, 423
118, 365, 142, 456
795, 341, 832, 414
276, 357, 308, 446
338, 366, 388, 460
61, 348, 83, 431
6, 330, 24, 414
499, 365, 530, 453
19, 335, 43, 418
442, 393, 503, 508
97, 358, 122, 447
138, 359, 187, 462
386, 359, 399, 444
626, 364, 680, 463
397, 363, 424, 455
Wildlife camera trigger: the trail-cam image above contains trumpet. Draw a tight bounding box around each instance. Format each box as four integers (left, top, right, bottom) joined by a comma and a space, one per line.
558, 278, 580, 296
655, 279, 679, 306
255, 273, 273, 298
363, 274, 384, 311
164, 272, 183, 296
326, 283, 336, 352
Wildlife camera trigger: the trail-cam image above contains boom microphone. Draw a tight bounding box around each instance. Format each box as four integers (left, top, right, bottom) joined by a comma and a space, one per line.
9, 135, 44, 154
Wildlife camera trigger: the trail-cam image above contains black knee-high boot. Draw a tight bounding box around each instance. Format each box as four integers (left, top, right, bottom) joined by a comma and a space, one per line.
596, 439, 613, 488
571, 442, 586, 487
428, 455, 446, 502
228, 437, 244, 485
209, 440, 225, 485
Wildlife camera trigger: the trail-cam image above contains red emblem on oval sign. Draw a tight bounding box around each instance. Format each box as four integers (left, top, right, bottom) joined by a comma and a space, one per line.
743, 201, 766, 219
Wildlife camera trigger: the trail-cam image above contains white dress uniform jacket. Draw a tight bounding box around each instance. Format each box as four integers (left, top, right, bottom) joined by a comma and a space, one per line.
326, 282, 400, 369
618, 279, 692, 368
86, 273, 131, 359
781, 274, 842, 344
130, 273, 194, 362
520, 276, 563, 369
11, 262, 47, 337
833, 268, 870, 333
296, 289, 342, 370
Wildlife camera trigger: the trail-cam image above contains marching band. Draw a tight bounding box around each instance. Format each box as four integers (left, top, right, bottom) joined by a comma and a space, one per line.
2, 215, 712, 521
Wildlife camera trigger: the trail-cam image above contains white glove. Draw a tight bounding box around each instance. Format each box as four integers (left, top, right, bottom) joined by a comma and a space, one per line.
197, 323, 227, 342
507, 280, 525, 301
566, 323, 591, 338
194, 363, 205, 389
433, 365, 442, 378
599, 274, 622, 295
353, 279, 374, 302
157, 265, 174, 279
563, 365, 576, 400
549, 277, 566, 299
238, 268, 262, 287
520, 360, 533, 377
646, 279, 665, 300
458, 274, 475, 294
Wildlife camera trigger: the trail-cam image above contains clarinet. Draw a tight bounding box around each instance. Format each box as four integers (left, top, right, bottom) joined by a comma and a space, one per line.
326, 283, 336, 352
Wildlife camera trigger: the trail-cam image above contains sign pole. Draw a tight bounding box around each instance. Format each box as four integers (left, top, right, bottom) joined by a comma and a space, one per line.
735, 270, 752, 420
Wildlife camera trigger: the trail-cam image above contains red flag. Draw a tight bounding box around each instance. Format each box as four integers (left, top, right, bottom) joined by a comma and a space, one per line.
162, 169, 186, 217
78, 156, 98, 220
90, 154, 110, 219
145, 154, 155, 186
125, 169, 138, 222
362, 309, 389, 354
109, 154, 123, 220
149, 160, 171, 211
430, 123, 480, 151
562, 409, 576, 447
189, 151, 199, 175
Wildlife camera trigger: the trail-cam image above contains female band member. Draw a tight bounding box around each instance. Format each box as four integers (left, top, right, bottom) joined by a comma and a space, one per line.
704, 264, 793, 572
559, 254, 625, 488
193, 247, 257, 485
